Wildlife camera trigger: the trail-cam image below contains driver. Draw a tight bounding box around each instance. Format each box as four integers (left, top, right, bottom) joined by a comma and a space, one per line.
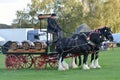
47, 13, 62, 40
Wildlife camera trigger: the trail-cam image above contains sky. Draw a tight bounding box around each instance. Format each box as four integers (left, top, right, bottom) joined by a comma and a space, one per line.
0, 0, 31, 25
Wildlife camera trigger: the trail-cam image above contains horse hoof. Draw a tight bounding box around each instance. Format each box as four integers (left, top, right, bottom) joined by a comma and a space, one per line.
64, 66, 69, 70
58, 66, 69, 71
58, 67, 66, 71
62, 61, 69, 70
83, 67, 90, 70
72, 66, 78, 69
71, 65, 78, 69
95, 65, 101, 68
89, 64, 96, 69
83, 64, 90, 70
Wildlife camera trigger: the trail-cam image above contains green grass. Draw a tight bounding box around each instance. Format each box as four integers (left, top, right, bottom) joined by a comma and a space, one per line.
0, 48, 120, 80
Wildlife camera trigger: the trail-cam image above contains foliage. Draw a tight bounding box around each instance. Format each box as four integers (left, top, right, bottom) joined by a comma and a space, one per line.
83, 0, 120, 32
0, 24, 12, 29
12, 0, 120, 33
55, 0, 83, 36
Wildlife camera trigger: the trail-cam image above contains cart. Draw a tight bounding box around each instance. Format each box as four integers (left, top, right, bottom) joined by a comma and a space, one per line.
1, 14, 59, 70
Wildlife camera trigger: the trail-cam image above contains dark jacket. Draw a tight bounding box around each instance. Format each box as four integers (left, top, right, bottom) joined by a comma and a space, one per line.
47, 17, 61, 33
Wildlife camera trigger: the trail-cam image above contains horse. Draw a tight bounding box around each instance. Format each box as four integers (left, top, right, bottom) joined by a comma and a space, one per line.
74, 26, 113, 69
89, 26, 113, 68
56, 31, 105, 70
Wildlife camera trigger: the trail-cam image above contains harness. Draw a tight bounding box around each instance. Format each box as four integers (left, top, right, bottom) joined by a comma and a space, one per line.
86, 30, 103, 51
59, 41, 89, 53
57, 34, 89, 53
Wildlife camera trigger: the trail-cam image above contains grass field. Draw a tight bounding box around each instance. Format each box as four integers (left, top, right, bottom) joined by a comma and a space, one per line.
0, 47, 120, 80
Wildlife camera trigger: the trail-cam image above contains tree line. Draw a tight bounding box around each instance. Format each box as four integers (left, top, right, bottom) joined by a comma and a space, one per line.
12, 0, 120, 34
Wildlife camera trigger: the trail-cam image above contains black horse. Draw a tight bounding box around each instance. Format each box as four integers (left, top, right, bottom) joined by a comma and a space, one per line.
74, 26, 113, 69
89, 26, 113, 68
56, 31, 105, 70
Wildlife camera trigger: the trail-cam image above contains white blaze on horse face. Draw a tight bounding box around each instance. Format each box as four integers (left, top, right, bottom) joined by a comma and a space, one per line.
104, 29, 107, 32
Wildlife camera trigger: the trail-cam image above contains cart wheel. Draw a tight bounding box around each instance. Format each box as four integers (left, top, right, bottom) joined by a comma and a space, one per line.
22, 42, 30, 50
34, 42, 42, 50
5, 54, 20, 70
34, 57, 46, 70
10, 42, 18, 50
49, 61, 58, 68
18, 54, 33, 69
48, 54, 58, 68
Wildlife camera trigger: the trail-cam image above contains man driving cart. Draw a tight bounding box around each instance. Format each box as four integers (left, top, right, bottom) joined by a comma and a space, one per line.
47, 14, 62, 40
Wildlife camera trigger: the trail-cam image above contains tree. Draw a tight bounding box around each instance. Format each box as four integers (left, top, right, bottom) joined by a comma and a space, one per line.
12, 0, 83, 36
54, 0, 83, 36
13, 0, 54, 28
81, 0, 120, 33
13, 10, 30, 28
12, 0, 120, 33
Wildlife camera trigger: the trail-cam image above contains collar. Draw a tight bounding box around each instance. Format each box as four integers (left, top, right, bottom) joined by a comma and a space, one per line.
88, 40, 95, 46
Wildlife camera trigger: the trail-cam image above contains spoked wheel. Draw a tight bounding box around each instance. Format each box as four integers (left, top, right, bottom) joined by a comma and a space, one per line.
5, 54, 20, 70
18, 54, 33, 69
48, 54, 58, 68
48, 55, 58, 68
49, 61, 58, 68
34, 56, 47, 70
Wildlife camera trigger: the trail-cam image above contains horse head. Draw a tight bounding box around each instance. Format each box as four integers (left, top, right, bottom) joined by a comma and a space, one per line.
89, 32, 105, 46
97, 26, 113, 42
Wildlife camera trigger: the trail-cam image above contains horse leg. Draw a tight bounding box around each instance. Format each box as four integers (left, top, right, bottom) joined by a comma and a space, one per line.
94, 52, 101, 68
83, 51, 89, 70
58, 54, 66, 71
78, 56, 82, 66
71, 57, 78, 69
75, 56, 82, 66
58, 53, 69, 71
62, 60, 69, 70
62, 53, 69, 70
89, 53, 96, 68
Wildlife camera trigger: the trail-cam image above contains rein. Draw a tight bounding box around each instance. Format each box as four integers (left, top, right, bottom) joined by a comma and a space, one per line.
58, 40, 89, 53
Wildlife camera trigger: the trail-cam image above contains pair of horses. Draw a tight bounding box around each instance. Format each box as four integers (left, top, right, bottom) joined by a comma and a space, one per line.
55, 26, 113, 70
75, 27, 113, 69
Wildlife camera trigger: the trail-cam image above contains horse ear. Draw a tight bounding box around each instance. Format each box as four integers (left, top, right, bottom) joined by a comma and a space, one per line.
102, 26, 106, 28
95, 29, 100, 33
95, 30, 98, 32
